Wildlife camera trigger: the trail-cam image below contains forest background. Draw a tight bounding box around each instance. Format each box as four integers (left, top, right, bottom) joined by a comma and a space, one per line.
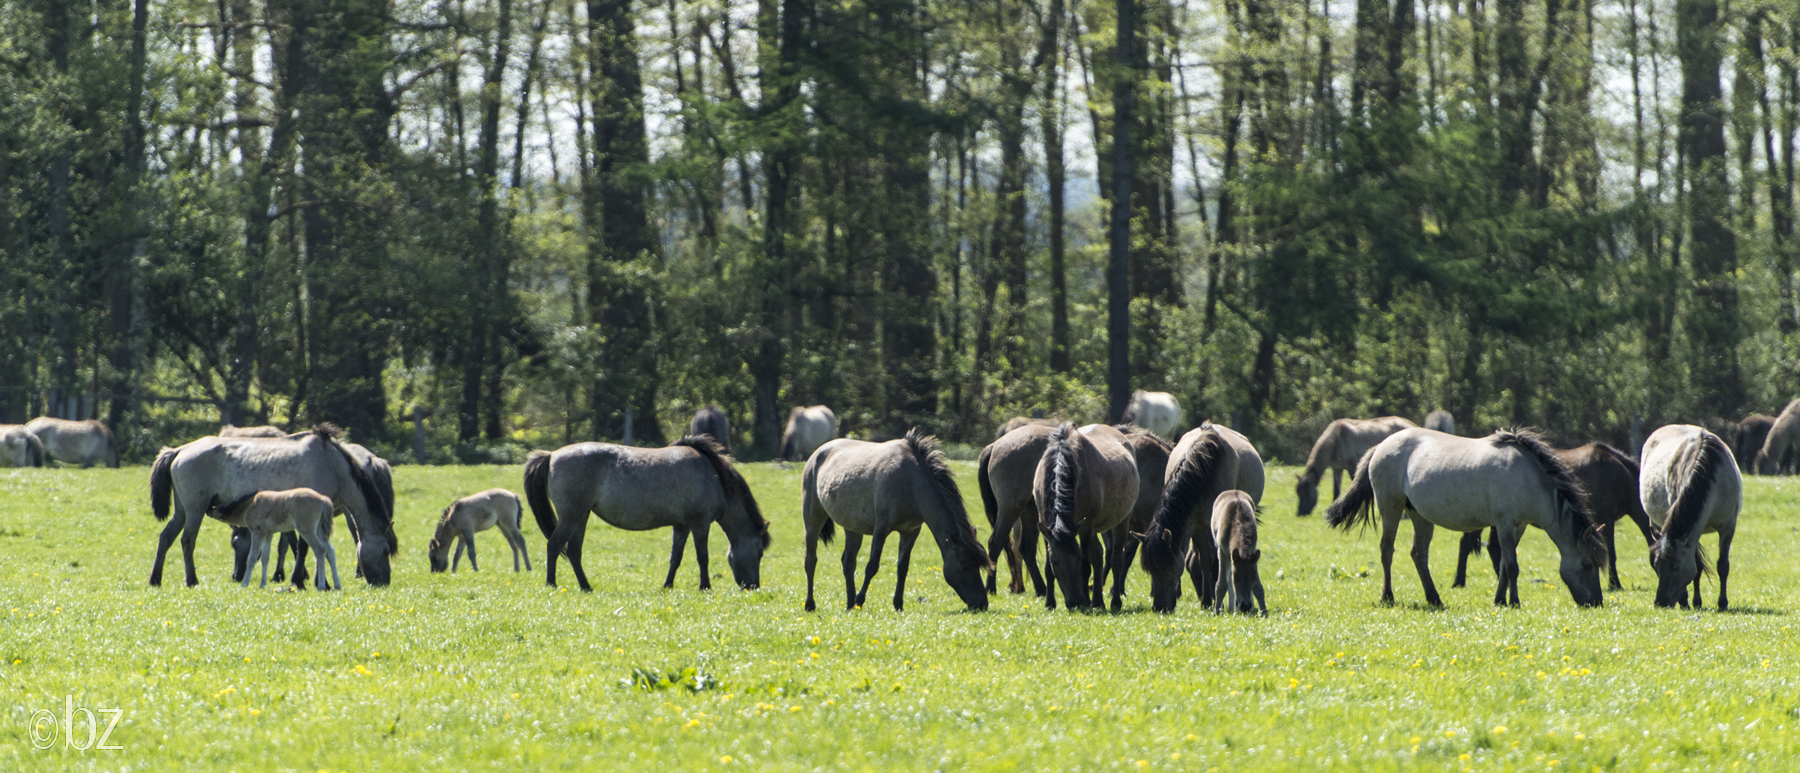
0, 0, 1795, 464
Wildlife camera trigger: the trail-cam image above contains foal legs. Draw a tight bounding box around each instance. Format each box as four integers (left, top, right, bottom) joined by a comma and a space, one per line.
891, 529, 920, 611
1491, 527, 1522, 607
1408, 515, 1443, 608
663, 526, 690, 589
462, 526, 481, 572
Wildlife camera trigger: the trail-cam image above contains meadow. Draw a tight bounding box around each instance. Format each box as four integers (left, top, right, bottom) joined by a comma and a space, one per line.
1, 460, 1796, 771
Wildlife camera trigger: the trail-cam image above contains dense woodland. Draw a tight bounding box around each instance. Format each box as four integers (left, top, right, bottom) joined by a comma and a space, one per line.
0, 0, 1795, 463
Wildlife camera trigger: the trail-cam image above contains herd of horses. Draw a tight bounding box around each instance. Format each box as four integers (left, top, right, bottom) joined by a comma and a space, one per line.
2, 391, 1784, 614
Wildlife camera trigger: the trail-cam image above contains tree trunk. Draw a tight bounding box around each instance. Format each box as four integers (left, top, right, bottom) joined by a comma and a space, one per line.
1675, 0, 1742, 418
461, 0, 514, 442
1043, 0, 1070, 372
105, 0, 152, 440
1107, 0, 1138, 423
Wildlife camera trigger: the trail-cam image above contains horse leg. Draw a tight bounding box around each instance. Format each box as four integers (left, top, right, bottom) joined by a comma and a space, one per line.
1003, 520, 1024, 595
692, 525, 713, 591
804, 526, 821, 612
239, 530, 259, 588
1042, 549, 1057, 610
1378, 513, 1402, 606
1453, 530, 1480, 588
1716, 527, 1734, 611
1106, 528, 1135, 613
271, 532, 289, 583
839, 532, 865, 610
1189, 534, 1217, 608
855, 529, 891, 610
231, 526, 250, 583
1212, 538, 1231, 614
1603, 520, 1622, 590
563, 522, 593, 592
150, 506, 186, 586
1491, 528, 1520, 607
452, 536, 467, 572
985, 507, 1014, 595
463, 526, 480, 572
891, 529, 919, 611
544, 505, 591, 591
257, 532, 275, 589
1021, 518, 1048, 597
289, 530, 312, 588
1409, 516, 1442, 608
177, 492, 208, 587
663, 526, 690, 589
1332, 468, 1343, 501
1083, 533, 1106, 608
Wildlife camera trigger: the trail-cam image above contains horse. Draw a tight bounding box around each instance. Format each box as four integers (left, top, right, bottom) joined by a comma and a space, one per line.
1755, 399, 1800, 475
429, 488, 531, 573
0, 425, 45, 468
1034, 423, 1138, 611
1138, 422, 1266, 613
1102, 425, 1170, 611
260, 441, 393, 587
1121, 391, 1182, 439
1424, 410, 1456, 435
217, 488, 342, 590
1211, 490, 1266, 615
525, 436, 768, 592
687, 405, 731, 452
978, 422, 1054, 596
801, 429, 991, 612
995, 416, 1056, 440
1454, 443, 1656, 592
1294, 416, 1417, 516
220, 424, 287, 438
24, 417, 118, 468
149, 424, 396, 587
1734, 415, 1774, 474
1325, 428, 1606, 608
1640, 425, 1742, 609
780, 405, 838, 462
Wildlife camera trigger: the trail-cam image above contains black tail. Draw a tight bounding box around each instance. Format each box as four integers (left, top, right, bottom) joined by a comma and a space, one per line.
977, 445, 999, 529
523, 450, 557, 539
150, 446, 177, 521
1141, 424, 1227, 573
904, 428, 991, 570
26, 434, 44, 468
1040, 424, 1081, 555
1496, 429, 1605, 565
1323, 450, 1378, 532
321, 427, 398, 556
1664, 432, 1730, 548
675, 436, 770, 545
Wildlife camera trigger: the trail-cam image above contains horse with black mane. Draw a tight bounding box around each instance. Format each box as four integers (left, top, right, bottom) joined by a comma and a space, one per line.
1326, 428, 1605, 608
1035, 424, 1138, 611
801, 429, 989, 612
149, 424, 397, 587
1640, 425, 1742, 609
525, 436, 768, 592
1138, 422, 1265, 613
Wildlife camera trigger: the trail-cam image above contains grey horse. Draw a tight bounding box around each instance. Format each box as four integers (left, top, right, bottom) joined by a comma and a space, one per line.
802, 429, 990, 612
525, 436, 768, 592
25, 417, 118, 468
1121, 391, 1182, 439
1641, 424, 1742, 609
1138, 422, 1265, 613
1211, 490, 1266, 615
1326, 428, 1606, 608
1294, 416, 1417, 516
1423, 410, 1456, 435
220, 424, 288, 438
149, 424, 396, 587
687, 405, 731, 452
977, 422, 1056, 596
780, 405, 838, 462
0, 425, 45, 468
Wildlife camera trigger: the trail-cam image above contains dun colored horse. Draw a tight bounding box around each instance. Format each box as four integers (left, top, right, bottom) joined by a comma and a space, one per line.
1121, 391, 1182, 439
781, 406, 838, 462
1294, 416, 1417, 516
977, 422, 1055, 596
1210, 490, 1266, 615
1641, 425, 1742, 609
429, 488, 532, 573
1755, 399, 1800, 475
219, 488, 342, 590
1138, 423, 1265, 613
1424, 410, 1456, 435
25, 417, 118, 468
0, 425, 44, 468
1103, 426, 1171, 611
1035, 424, 1138, 610
1734, 415, 1774, 474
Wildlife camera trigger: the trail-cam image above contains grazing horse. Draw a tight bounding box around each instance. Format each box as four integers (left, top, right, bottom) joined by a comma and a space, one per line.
220, 424, 287, 438
1121, 391, 1182, 439
1294, 416, 1417, 516
687, 405, 731, 452
261, 441, 394, 587
801, 429, 991, 612
218, 488, 342, 590
781, 405, 838, 462
1734, 415, 1774, 474
1035, 424, 1138, 611
150, 425, 396, 587
1325, 428, 1606, 608
1641, 425, 1742, 610
526, 436, 768, 592
0, 425, 45, 468
1755, 399, 1800, 475
977, 422, 1055, 596
1211, 490, 1266, 615
1424, 410, 1456, 435
1454, 443, 1656, 592
1139, 423, 1266, 613
429, 488, 531, 573
1103, 426, 1171, 611
995, 416, 1056, 440
24, 418, 118, 468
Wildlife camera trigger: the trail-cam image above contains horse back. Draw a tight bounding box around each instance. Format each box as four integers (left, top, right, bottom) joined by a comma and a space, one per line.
556, 444, 728, 530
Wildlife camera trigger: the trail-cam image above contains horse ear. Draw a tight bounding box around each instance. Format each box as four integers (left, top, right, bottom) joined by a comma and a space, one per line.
1250, 549, 1262, 561
1160, 528, 1173, 543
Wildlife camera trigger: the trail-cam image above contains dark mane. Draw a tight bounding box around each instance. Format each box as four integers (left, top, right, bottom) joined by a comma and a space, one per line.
1588, 442, 1640, 478
1141, 423, 1227, 573
1112, 423, 1172, 452
1040, 424, 1082, 556
319, 428, 397, 556
1494, 428, 1602, 564
1660, 431, 1730, 548
675, 435, 771, 544
312, 422, 344, 440
1300, 420, 1340, 480
903, 428, 991, 570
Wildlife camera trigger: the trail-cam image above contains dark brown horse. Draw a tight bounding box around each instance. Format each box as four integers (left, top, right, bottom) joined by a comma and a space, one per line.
1734, 415, 1774, 474
1454, 442, 1654, 592
1103, 426, 1170, 611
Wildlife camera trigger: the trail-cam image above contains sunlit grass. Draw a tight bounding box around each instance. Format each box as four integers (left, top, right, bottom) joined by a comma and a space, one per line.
1, 462, 1796, 770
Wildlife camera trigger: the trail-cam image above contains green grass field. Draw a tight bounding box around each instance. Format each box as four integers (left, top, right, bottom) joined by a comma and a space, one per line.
2, 461, 1796, 771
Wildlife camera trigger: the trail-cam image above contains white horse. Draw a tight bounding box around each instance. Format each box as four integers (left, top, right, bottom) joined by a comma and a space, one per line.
1326, 428, 1606, 608
1423, 410, 1456, 435
220, 424, 287, 438
781, 405, 838, 462
24, 417, 117, 468
1640, 425, 1742, 609
429, 488, 531, 573
1122, 391, 1182, 438
0, 425, 45, 467
1294, 416, 1418, 516
219, 488, 342, 590
801, 429, 991, 612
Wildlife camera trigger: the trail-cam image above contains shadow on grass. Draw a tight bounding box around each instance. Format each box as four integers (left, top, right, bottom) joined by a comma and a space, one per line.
1717, 606, 1787, 616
